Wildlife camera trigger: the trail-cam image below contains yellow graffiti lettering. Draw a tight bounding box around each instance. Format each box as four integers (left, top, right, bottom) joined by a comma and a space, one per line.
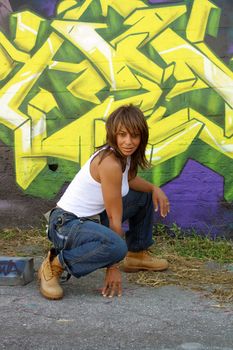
94, 119, 106, 148
100, 0, 147, 18
186, 0, 220, 42
51, 20, 141, 91
148, 103, 233, 166
190, 109, 233, 158
151, 28, 233, 107
0, 32, 63, 189
41, 90, 163, 167
116, 33, 164, 85
57, 1, 78, 16
112, 5, 187, 47
62, 0, 93, 20
12, 11, 45, 52
29, 88, 59, 113
147, 114, 203, 165
48, 59, 107, 104
225, 104, 233, 138
0, 45, 14, 80
41, 98, 113, 165
147, 106, 166, 128
0, 32, 30, 69
67, 64, 106, 104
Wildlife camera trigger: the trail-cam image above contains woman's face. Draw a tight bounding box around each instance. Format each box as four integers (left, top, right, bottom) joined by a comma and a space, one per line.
116, 124, 141, 156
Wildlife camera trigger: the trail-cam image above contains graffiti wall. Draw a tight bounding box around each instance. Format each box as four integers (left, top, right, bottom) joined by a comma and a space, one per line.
0, 0, 232, 236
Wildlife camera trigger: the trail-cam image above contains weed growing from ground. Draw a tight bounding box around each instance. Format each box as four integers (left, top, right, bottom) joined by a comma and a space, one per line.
152, 223, 233, 263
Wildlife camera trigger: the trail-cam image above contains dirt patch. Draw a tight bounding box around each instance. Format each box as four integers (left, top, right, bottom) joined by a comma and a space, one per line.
125, 254, 233, 304
0, 227, 51, 257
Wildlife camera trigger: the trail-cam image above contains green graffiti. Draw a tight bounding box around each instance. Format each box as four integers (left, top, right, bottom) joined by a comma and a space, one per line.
0, 0, 232, 200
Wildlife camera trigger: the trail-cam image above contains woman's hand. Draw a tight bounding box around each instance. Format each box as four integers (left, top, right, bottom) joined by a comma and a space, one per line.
128, 176, 170, 218
152, 186, 170, 218
102, 266, 122, 298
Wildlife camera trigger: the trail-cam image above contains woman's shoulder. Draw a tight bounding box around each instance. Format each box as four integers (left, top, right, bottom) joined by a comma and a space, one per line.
98, 150, 121, 168
91, 148, 120, 167
90, 149, 122, 183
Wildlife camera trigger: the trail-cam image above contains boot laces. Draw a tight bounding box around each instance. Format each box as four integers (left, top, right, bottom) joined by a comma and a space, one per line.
44, 259, 53, 279
51, 264, 63, 278
44, 259, 63, 279
142, 250, 152, 256
142, 250, 155, 260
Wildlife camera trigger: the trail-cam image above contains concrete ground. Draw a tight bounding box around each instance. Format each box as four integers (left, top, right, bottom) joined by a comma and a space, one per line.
0, 258, 233, 350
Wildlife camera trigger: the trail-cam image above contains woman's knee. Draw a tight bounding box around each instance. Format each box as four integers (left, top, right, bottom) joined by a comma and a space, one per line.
109, 236, 128, 262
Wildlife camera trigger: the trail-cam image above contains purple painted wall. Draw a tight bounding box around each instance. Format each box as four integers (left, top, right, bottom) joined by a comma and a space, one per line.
158, 160, 232, 237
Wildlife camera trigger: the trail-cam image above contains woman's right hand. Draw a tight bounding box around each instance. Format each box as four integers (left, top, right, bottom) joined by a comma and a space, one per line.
102, 266, 122, 298
152, 186, 170, 218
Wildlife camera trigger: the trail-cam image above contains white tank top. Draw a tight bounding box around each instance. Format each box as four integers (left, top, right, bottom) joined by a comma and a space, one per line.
57, 150, 130, 217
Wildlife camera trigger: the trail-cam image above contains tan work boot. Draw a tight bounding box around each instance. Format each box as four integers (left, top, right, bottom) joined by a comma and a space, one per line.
38, 249, 64, 300
123, 250, 168, 272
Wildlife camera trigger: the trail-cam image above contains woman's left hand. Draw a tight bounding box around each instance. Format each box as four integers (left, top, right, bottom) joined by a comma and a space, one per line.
152, 187, 170, 218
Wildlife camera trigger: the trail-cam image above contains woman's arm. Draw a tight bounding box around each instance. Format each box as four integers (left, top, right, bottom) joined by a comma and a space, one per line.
98, 154, 124, 298
129, 175, 170, 218
98, 155, 124, 236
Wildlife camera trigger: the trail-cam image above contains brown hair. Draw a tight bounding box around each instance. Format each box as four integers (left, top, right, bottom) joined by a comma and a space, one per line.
98, 104, 150, 176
